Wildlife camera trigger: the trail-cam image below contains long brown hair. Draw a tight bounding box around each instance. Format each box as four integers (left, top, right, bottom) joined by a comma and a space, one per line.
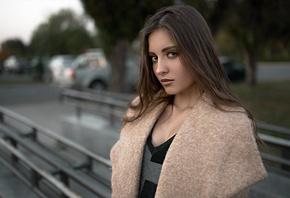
123, 5, 260, 140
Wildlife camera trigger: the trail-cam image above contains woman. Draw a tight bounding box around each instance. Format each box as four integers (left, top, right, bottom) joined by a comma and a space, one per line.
110, 4, 267, 198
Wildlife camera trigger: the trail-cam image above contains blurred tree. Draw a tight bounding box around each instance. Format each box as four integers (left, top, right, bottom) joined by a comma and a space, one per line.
29, 9, 95, 57
183, 0, 232, 35
225, 0, 290, 86
0, 39, 27, 61
182, 0, 290, 86
80, 0, 174, 92
80, 0, 290, 89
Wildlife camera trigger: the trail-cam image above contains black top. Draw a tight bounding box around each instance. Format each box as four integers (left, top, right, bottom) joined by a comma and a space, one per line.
138, 131, 176, 198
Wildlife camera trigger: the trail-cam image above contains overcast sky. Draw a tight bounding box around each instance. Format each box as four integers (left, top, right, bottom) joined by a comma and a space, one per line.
0, 0, 95, 47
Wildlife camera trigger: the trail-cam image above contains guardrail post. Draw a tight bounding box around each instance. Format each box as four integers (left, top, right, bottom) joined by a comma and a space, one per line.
60, 171, 69, 186
60, 172, 69, 198
31, 128, 37, 141
0, 112, 4, 123
31, 169, 39, 188
282, 134, 290, 171
87, 156, 93, 172
10, 138, 19, 165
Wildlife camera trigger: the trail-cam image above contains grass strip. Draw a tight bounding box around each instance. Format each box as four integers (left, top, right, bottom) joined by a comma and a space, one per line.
230, 80, 290, 128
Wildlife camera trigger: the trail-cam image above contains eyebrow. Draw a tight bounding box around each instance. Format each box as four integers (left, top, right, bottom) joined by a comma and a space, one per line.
162, 46, 176, 52
149, 45, 177, 54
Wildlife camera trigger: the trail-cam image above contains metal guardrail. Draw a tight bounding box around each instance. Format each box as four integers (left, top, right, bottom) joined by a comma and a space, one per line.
60, 89, 135, 126
60, 88, 290, 172
257, 122, 290, 173
0, 137, 81, 198
0, 106, 112, 198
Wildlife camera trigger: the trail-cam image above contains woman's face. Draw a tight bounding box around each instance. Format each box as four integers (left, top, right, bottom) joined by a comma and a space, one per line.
148, 28, 196, 96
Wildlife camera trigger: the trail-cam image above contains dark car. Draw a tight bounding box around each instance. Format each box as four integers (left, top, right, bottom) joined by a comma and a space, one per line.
219, 56, 246, 82
3, 55, 30, 74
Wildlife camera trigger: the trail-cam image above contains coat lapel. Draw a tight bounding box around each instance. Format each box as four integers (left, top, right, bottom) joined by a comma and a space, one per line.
155, 96, 211, 197
110, 102, 166, 197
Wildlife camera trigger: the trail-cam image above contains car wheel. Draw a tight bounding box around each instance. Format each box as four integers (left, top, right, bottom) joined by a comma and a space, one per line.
90, 80, 106, 91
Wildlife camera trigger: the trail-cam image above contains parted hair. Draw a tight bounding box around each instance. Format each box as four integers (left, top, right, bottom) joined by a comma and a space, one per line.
122, 5, 259, 140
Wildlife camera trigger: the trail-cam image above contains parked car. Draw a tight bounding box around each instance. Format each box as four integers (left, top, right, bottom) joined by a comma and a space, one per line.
72, 49, 140, 92
219, 56, 246, 82
3, 55, 30, 74
48, 55, 75, 87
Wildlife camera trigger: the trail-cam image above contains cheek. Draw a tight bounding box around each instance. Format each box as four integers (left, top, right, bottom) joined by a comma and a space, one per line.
180, 67, 195, 83
152, 65, 158, 76
150, 67, 159, 83
184, 74, 195, 86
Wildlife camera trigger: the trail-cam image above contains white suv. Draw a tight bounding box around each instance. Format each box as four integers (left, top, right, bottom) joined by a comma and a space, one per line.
72, 49, 140, 92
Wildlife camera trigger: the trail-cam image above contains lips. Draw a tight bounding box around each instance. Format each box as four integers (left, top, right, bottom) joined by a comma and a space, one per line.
160, 79, 174, 86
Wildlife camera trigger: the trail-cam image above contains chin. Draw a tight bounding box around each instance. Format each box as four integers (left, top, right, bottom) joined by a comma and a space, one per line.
164, 88, 179, 95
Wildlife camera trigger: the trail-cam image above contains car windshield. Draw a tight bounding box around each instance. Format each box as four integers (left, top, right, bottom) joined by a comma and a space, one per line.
72, 52, 108, 69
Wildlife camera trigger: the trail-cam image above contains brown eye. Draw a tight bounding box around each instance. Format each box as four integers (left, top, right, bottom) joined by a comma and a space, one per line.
151, 56, 158, 63
168, 52, 177, 58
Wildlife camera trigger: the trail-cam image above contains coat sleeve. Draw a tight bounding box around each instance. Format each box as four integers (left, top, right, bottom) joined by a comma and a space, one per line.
215, 113, 268, 197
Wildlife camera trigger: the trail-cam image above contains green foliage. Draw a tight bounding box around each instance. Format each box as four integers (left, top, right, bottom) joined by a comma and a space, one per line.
80, 0, 174, 57
261, 40, 290, 61
182, 0, 290, 63
214, 29, 244, 60
183, 0, 232, 34
212, 0, 290, 85
224, 0, 290, 57
29, 9, 95, 57
0, 39, 27, 61
214, 1, 290, 61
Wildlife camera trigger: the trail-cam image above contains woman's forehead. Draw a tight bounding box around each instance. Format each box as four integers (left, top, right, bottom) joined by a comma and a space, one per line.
148, 28, 176, 53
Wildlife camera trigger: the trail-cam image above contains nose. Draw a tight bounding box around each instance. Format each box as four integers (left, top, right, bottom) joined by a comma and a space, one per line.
155, 58, 168, 76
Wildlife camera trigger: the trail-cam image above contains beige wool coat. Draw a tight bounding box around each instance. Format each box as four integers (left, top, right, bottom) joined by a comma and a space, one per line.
110, 95, 267, 198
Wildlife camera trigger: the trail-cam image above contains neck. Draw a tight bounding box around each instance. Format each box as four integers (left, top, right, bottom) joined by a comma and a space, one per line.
173, 86, 201, 111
